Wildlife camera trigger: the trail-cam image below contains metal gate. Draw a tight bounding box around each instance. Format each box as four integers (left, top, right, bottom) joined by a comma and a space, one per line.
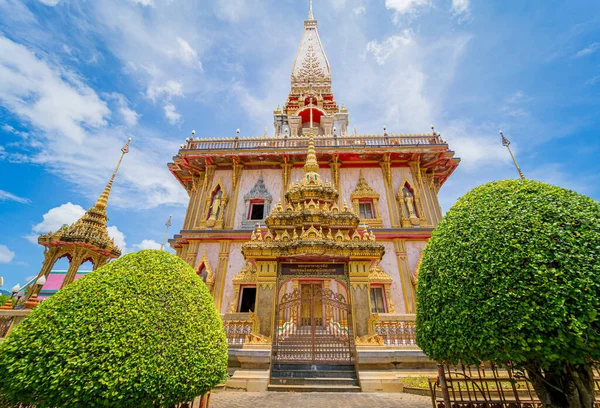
273, 283, 354, 364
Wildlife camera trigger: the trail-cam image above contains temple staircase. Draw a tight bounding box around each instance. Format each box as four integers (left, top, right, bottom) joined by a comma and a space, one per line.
269, 332, 359, 392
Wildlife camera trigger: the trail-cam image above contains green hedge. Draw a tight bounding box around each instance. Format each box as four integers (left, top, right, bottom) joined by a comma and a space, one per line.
0, 250, 228, 408
416, 179, 600, 368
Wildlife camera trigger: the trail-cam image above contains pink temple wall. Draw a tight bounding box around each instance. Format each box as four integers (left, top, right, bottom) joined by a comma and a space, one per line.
379, 242, 407, 313
405, 240, 426, 273
339, 167, 392, 228
391, 167, 415, 198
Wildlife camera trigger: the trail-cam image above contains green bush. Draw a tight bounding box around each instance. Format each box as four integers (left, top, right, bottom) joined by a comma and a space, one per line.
416, 179, 600, 407
0, 250, 228, 408
0, 294, 8, 307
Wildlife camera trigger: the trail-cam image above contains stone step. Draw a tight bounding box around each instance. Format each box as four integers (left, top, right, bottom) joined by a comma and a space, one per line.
270, 377, 359, 386
267, 384, 362, 393
272, 363, 356, 371
271, 369, 357, 379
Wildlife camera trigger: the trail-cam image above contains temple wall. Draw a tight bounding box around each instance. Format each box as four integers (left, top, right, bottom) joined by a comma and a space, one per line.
380, 241, 407, 313
339, 167, 392, 228
221, 242, 245, 314
405, 240, 426, 273
290, 167, 304, 187
233, 169, 282, 228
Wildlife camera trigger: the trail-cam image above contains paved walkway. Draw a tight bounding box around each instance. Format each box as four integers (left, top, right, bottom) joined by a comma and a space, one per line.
210, 391, 432, 408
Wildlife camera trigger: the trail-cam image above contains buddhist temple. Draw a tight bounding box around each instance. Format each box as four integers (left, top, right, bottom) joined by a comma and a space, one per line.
168, 2, 459, 391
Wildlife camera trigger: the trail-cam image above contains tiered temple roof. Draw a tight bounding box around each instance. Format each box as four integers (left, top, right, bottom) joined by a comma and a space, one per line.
242, 133, 385, 261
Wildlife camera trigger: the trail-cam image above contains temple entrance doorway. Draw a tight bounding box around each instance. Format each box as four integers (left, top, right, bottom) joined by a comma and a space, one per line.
273, 264, 354, 365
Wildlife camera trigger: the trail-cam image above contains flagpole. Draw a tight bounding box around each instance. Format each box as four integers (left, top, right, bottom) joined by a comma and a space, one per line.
500, 131, 526, 180
161, 215, 172, 251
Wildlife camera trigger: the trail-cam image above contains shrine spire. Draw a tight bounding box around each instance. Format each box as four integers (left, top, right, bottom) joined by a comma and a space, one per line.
308, 0, 314, 20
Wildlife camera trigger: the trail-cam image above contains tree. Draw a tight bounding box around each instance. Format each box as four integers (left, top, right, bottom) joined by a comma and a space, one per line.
0, 294, 8, 307
416, 179, 600, 408
0, 250, 228, 408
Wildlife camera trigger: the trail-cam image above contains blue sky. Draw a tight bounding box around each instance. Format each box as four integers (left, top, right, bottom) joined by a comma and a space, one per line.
0, 0, 599, 290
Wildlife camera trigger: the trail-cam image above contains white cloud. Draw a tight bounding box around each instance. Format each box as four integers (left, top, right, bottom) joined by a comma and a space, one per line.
215, 0, 252, 22
575, 42, 600, 58
451, 0, 469, 16
365, 31, 413, 65
146, 80, 184, 102
176, 37, 203, 69
353, 5, 366, 15
163, 103, 182, 124
129, 0, 154, 6
109, 93, 140, 126
0, 245, 15, 263
385, 0, 431, 15
31, 202, 86, 235
107, 225, 127, 252
0, 36, 110, 143
133, 239, 162, 251
0, 189, 30, 204
38, 0, 60, 5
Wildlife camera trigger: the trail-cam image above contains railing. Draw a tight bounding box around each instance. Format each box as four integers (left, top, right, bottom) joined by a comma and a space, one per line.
222, 313, 253, 347
429, 363, 600, 408
356, 313, 417, 346
0, 309, 31, 340
375, 315, 417, 346
183, 134, 443, 152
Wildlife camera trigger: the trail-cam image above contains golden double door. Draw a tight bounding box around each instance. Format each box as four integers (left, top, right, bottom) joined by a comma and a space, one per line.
274, 282, 354, 364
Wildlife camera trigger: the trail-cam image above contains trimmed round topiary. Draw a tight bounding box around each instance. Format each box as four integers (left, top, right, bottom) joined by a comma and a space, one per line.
416, 179, 600, 407
0, 250, 228, 408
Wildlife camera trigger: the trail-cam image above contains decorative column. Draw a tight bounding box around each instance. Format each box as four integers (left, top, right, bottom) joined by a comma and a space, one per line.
320, 115, 334, 135
214, 241, 232, 310
408, 160, 428, 227
183, 170, 204, 230
281, 159, 292, 202
329, 155, 341, 206
380, 153, 401, 227
194, 163, 216, 229
226, 160, 244, 229
255, 260, 277, 339
60, 248, 86, 289
348, 260, 371, 337
393, 239, 416, 313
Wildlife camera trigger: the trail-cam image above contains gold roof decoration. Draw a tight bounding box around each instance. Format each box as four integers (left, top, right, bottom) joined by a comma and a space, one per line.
369, 263, 393, 284
233, 261, 257, 284
242, 133, 385, 260
38, 139, 131, 258
351, 171, 380, 200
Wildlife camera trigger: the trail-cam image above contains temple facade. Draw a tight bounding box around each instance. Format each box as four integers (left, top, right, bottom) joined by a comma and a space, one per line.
168, 3, 459, 385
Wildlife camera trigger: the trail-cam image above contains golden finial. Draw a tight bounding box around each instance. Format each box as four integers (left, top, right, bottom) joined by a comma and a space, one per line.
96, 138, 131, 211
304, 133, 319, 174
160, 215, 172, 251
500, 131, 526, 180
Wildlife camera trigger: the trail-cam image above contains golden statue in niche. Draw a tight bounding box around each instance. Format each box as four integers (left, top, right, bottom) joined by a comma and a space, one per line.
209, 190, 223, 221
404, 190, 416, 218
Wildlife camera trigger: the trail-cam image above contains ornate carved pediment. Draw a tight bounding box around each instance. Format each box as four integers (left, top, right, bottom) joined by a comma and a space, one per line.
351, 172, 380, 200
195, 252, 215, 291
369, 263, 392, 283
233, 261, 257, 284
242, 175, 273, 230
200, 178, 228, 230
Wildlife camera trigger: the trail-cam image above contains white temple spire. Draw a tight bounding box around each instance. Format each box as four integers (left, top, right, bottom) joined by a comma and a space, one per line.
308, 0, 314, 20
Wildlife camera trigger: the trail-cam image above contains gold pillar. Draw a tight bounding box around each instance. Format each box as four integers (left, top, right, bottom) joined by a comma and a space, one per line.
281, 161, 292, 203
226, 161, 244, 229
194, 164, 216, 229
214, 241, 232, 311
61, 248, 86, 289
408, 160, 429, 227
380, 154, 400, 227
348, 260, 371, 337
255, 260, 277, 338
183, 170, 205, 230
393, 239, 416, 313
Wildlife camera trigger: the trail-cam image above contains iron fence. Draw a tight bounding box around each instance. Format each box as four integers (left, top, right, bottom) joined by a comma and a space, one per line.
429, 363, 600, 408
